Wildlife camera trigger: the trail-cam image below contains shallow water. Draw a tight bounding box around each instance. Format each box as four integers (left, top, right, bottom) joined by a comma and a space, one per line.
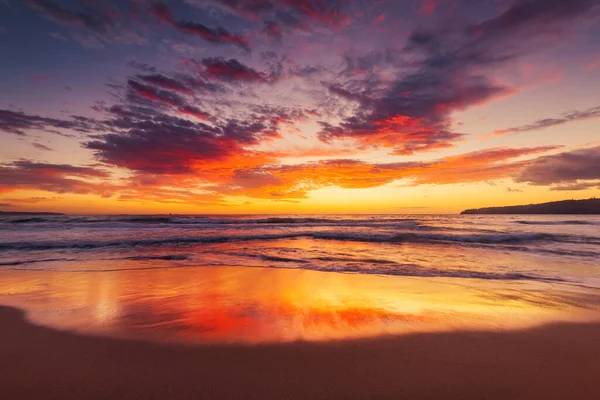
1, 214, 599, 343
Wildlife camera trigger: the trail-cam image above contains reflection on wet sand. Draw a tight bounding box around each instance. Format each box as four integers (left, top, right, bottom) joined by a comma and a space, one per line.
1, 265, 599, 344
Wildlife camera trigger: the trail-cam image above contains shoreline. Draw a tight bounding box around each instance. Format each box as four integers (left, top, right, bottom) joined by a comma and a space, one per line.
2, 305, 600, 399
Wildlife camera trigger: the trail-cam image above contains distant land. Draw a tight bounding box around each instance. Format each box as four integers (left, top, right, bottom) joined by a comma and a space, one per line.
461, 198, 600, 215
0, 211, 65, 216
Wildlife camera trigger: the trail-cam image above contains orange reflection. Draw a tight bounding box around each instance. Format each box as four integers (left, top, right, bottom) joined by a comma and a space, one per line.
0, 266, 599, 344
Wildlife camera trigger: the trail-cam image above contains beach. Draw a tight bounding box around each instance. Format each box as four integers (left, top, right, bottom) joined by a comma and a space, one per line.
2, 214, 600, 398
2, 305, 600, 399
4, 0, 600, 396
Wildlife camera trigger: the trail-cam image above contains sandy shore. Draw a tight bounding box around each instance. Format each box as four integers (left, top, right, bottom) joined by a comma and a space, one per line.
1, 305, 600, 400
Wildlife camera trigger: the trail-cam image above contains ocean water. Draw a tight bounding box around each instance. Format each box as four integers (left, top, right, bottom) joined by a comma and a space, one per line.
1, 214, 600, 343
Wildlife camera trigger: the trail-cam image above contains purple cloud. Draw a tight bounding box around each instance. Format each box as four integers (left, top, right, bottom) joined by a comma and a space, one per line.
517, 146, 600, 188
494, 106, 600, 136
27, 0, 115, 34
150, 2, 250, 51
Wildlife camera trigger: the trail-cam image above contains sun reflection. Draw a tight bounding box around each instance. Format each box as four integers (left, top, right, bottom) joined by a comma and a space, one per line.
0, 266, 598, 344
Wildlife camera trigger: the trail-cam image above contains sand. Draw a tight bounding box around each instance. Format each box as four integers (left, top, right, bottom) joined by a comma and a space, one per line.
1, 305, 600, 400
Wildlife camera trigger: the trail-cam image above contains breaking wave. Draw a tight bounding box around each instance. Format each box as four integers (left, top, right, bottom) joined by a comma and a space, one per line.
4, 261, 566, 283
3, 215, 419, 226
0, 231, 582, 251
515, 220, 596, 226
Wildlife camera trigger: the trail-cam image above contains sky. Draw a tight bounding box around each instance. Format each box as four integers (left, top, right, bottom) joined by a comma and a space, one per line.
0, 0, 599, 214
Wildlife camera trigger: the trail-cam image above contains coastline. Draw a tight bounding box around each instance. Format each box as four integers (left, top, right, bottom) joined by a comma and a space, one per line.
2, 305, 600, 400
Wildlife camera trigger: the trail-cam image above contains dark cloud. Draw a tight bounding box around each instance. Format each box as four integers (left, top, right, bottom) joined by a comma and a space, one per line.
318, 0, 599, 155
137, 74, 195, 94
85, 109, 275, 174
0, 157, 226, 204
8, 160, 109, 178
263, 20, 283, 40
0, 109, 98, 136
128, 79, 188, 108
550, 182, 600, 191
494, 106, 600, 136
149, 2, 250, 51
472, 0, 598, 42
27, 0, 115, 34
31, 142, 53, 151
127, 60, 157, 73
201, 57, 270, 82
516, 146, 600, 187
0, 160, 113, 196
27, 0, 148, 49
206, 0, 349, 33
125, 78, 213, 121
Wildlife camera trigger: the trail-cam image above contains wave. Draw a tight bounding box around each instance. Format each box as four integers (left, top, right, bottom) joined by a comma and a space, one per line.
515, 220, 596, 225
295, 263, 566, 282
7, 217, 51, 224
312, 232, 557, 244
0, 257, 77, 266
118, 254, 190, 261
0, 254, 192, 267
0, 231, 582, 251
3, 215, 419, 226
6, 262, 565, 283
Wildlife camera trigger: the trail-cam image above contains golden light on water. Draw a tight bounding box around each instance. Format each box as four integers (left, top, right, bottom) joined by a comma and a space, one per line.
1, 265, 598, 344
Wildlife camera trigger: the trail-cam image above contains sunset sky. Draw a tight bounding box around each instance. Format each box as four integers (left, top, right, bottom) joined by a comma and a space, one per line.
1, 0, 599, 214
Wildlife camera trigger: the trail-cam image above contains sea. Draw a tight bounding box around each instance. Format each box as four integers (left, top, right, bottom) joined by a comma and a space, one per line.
1, 214, 599, 343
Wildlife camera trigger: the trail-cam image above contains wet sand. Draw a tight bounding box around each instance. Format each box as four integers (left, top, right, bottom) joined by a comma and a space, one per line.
1, 305, 600, 400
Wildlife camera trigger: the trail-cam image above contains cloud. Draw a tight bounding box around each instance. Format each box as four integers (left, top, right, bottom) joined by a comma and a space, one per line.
149, 2, 250, 51
0, 160, 113, 196
516, 145, 600, 188
84, 109, 276, 174
27, 0, 115, 33
408, 146, 561, 185
200, 57, 271, 82
492, 106, 600, 136
0, 196, 64, 205
0, 159, 225, 205
0, 109, 98, 136
127, 65, 224, 96
127, 79, 188, 108
5, 0, 598, 206
9, 160, 108, 178
27, 0, 148, 49
550, 182, 600, 191
124, 77, 215, 121
207, 145, 558, 199
31, 142, 53, 151
127, 60, 157, 73
198, 0, 350, 35
317, 0, 599, 155
137, 73, 195, 94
